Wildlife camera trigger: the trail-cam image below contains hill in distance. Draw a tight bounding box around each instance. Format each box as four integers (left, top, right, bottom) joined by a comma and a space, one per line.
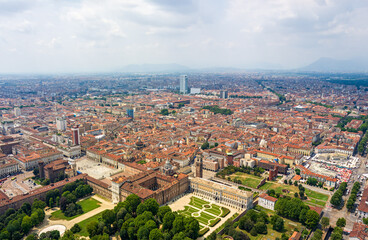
300, 57, 368, 72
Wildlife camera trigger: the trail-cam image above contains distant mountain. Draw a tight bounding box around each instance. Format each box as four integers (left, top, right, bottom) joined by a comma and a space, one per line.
119, 63, 190, 73
300, 57, 368, 72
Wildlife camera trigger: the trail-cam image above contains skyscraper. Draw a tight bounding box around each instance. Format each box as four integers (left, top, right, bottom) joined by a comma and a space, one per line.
220, 90, 228, 99
71, 126, 80, 146
180, 75, 188, 94
56, 116, 67, 131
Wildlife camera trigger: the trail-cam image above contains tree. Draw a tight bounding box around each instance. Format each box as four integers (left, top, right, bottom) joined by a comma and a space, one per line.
145, 198, 159, 216
125, 194, 141, 214
311, 229, 323, 240
284, 180, 288, 184
160, 109, 169, 116
250, 227, 258, 236
149, 228, 163, 240
137, 203, 149, 215
172, 215, 185, 234
201, 142, 209, 150
331, 227, 343, 240
254, 222, 267, 234
305, 210, 320, 229
321, 217, 330, 229
294, 181, 298, 186
294, 192, 299, 198
102, 210, 115, 225
71, 224, 81, 233
336, 218, 346, 228
295, 169, 300, 175
87, 221, 99, 237
49, 197, 54, 208
271, 215, 284, 230
32, 199, 46, 210
26, 234, 38, 240
157, 206, 171, 222
138, 226, 150, 240
21, 215, 33, 234
21, 202, 32, 216
145, 220, 157, 232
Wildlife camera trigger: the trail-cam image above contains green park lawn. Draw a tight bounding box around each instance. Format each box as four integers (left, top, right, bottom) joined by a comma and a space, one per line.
77, 211, 104, 236
50, 197, 101, 221
230, 172, 263, 189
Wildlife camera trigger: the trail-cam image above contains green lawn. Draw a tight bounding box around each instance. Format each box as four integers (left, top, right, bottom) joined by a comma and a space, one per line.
305, 189, 329, 201
77, 211, 104, 236
305, 199, 326, 207
231, 173, 263, 189
50, 197, 101, 221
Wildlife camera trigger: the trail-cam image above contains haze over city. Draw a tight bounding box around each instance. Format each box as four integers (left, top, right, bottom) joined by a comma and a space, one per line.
1, 0, 368, 73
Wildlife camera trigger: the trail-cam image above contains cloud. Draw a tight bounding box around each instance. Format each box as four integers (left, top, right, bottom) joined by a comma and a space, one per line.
0, 0, 367, 72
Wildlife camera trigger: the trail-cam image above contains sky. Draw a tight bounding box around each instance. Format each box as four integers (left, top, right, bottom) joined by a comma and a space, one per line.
0, 0, 368, 73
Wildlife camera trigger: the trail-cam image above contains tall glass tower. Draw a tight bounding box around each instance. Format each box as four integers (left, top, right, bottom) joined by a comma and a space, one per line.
180, 75, 188, 94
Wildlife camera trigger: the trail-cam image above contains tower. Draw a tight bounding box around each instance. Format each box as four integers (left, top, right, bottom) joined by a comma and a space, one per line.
14, 107, 21, 117
56, 116, 67, 131
195, 156, 203, 178
71, 126, 80, 146
220, 90, 228, 99
180, 75, 188, 94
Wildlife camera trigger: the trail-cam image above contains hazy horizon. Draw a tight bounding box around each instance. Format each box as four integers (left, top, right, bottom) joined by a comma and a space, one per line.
1, 0, 368, 73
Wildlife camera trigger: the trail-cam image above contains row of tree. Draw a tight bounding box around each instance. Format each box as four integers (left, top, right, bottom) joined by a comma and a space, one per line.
347, 182, 361, 211
0, 199, 46, 240
202, 105, 233, 115
81, 194, 200, 240
330, 182, 347, 208
358, 131, 368, 155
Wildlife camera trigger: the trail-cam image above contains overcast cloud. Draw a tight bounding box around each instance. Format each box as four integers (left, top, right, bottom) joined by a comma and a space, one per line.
0, 0, 367, 73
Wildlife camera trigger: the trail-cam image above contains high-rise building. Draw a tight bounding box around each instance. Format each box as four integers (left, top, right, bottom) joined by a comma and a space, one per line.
127, 109, 134, 119
71, 126, 80, 146
220, 90, 228, 99
56, 116, 67, 131
195, 156, 203, 178
14, 107, 21, 117
180, 75, 188, 94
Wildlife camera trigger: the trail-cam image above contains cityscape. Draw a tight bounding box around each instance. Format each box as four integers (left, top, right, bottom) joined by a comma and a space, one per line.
1, 1, 368, 240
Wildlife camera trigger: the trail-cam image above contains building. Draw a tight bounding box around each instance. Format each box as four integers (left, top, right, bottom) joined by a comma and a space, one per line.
258, 160, 288, 175
190, 88, 201, 94
71, 127, 80, 146
0, 174, 88, 214
180, 75, 188, 94
357, 187, 368, 218
296, 165, 337, 188
195, 156, 203, 178
14, 148, 63, 170
14, 107, 21, 117
126, 109, 134, 119
220, 90, 228, 99
350, 222, 368, 240
289, 231, 301, 240
39, 159, 70, 182
0, 157, 20, 178
112, 170, 189, 205
56, 116, 67, 131
191, 177, 253, 210
258, 193, 277, 210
